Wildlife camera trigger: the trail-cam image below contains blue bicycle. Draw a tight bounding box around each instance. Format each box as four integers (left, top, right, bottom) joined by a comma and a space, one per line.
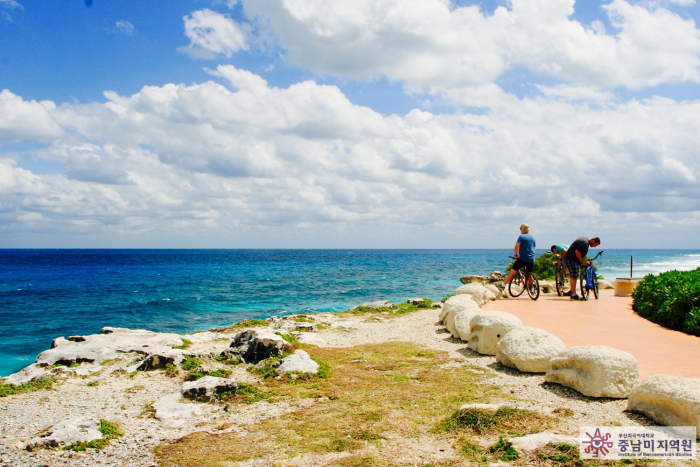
580, 251, 603, 301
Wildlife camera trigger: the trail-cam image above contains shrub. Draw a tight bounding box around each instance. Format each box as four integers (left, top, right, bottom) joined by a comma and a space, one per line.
632, 269, 700, 336
0, 379, 54, 398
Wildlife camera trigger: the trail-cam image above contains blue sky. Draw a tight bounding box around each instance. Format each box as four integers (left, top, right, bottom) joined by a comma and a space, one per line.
1, 0, 700, 248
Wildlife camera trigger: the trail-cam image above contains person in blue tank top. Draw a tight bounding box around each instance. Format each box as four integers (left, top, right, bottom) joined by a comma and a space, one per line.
500, 223, 536, 295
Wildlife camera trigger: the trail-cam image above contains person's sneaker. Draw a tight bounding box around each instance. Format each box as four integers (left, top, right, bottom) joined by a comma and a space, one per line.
498, 283, 506, 290
563, 290, 572, 297
570, 294, 581, 300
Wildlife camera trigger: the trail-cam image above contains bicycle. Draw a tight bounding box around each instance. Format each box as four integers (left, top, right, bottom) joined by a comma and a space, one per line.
580, 251, 604, 301
506, 256, 540, 300
555, 262, 570, 296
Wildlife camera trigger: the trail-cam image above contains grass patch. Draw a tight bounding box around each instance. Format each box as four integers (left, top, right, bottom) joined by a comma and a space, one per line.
155, 342, 503, 466
175, 338, 192, 350
99, 419, 124, 439
87, 381, 99, 387
164, 363, 179, 378
339, 299, 434, 317
218, 382, 275, 404
0, 379, 54, 398
100, 358, 121, 366
181, 356, 202, 371
211, 319, 269, 333
433, 406, 553, 436
275, 332, 301, 347
490, 435, 520, 461
209, 368, 232, 378
63, 420, 123, 452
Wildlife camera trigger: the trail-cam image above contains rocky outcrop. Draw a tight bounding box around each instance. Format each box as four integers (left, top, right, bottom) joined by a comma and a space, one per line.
354, 300, 393, 309
181, 376, 238, 402
460, 272, 505, 285
441, 295, 480, 327
627, 374, 700, 435
509, 433, 579, 452
220, 329, 292, 364
483, 283, 502, 300
137, 349, 187, 371
276, 350, 320, 375
496, 327, 566, 373
545, 346, 639, 398
36, 327, 184, 367
467, 311, 523, 356
455, 283, 496, 307
538, 281, 555, 294
27, 417, 103, 450
599, 280, 614, 289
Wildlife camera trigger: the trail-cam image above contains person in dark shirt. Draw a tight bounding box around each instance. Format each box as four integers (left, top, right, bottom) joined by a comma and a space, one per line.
500, 223, 536, 295
564, 237, 601, 300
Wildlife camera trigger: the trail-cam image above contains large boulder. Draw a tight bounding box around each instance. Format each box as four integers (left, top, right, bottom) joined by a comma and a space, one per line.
442, 295, 480, 330
483, 283, 502, 300
455, 283, 496, 307
27, 417, 102, 450
35, 327, 184, 367
627, 374, 700, 435
220, 330, 292, 364
467, 311, 524, 355
538, 281, 555, 294
545, 346, 639, 398
276, 350, 320, 375
509, 433, 579, 452
181, 376, 238, 402
599, 280, 614, 289
496, 327, 566, 373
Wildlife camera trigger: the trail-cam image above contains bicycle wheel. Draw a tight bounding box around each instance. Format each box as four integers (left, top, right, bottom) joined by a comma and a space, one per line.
527, 274, 540, 300
509, 271, 525, 297
580, 270, 590, 301
556, 266, 570, 296
592, 272, 599, 300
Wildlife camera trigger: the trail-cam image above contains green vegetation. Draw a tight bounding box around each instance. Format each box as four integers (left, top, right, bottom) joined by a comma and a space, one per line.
181, 356, 202, 371
632, 268, 700, 336
0, 378, 54, 397
175, 338, 192, 350
98, 419, 124, 439
489, 435, 520, 461
209, 368, 232, 378
164, 363, 179, 378
275, 332, 301, 347
506, 252, 559, 280
220, 382, 276, 404
339, 299, 434, 317
87, 381, 99, 387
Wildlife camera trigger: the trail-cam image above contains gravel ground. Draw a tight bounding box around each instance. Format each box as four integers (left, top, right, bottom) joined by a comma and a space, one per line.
1, 306, 697, 466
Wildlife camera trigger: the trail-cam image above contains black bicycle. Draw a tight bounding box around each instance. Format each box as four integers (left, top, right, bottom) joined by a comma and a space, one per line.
580, 251, 604, 301
555, 262, 570, 296
507, 256, 540, 300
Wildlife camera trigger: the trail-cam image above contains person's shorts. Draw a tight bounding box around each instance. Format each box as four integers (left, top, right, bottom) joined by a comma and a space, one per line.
513, 259, 533, 273
566, 259, 580, 279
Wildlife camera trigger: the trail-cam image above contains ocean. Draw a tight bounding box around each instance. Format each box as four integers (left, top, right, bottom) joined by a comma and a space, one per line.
1, 249, 699, 377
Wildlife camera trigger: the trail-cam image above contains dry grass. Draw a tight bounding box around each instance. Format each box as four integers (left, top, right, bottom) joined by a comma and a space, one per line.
155, 341, 509, 466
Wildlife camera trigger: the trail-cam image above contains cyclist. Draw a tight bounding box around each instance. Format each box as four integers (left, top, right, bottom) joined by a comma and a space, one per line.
551, 244, 570, 295
500, 224, 536, 295
563, 237, 601, 301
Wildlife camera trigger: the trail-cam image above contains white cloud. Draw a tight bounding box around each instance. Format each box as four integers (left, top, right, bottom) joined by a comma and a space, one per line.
113, 20, 134, 36
178, 9, 250, 59
0, 0, 22, 22
1, 67, 700, 246
0, 90, 63, 142
239, 0, 700, 91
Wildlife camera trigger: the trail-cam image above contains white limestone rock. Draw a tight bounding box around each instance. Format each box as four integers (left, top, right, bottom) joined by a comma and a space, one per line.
509, 433, 579, 452
627, 374, 700, 435
4, 364, 51, 386
181, 376, 238, 402
539, 281, 556, 294
276, 350, 320, 375
181, 331, 227, 344
441, 294, 479, 325
153, 392, 205, 429
467, 311, 524, 356
484, 283, 502, 300
35, 327, 184, 367
355, 300, 392, 309
496, 327, 566, 373
137, 349, 187, 371
545, 346, 639, 398
27, 417, 102, 450
455, 283, 495, 307
599, 279, 614, 289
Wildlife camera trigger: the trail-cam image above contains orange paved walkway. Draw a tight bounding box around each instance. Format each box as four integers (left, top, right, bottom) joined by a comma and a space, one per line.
482, 288, 700, 380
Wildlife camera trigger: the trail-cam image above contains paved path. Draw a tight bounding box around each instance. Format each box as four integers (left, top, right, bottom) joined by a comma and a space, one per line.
483, 288, 700, 380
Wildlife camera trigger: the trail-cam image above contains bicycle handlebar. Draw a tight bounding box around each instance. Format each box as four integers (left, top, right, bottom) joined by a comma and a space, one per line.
589, 251, 604, 262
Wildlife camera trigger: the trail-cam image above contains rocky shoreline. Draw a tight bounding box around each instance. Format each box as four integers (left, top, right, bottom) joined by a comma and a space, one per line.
1, 280, 698, 466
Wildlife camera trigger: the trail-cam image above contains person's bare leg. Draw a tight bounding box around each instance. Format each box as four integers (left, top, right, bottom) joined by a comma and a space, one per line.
503, 269, 517, 286
570, 277, 577, 296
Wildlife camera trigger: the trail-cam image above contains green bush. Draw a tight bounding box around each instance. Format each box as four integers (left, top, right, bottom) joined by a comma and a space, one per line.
0, 378, 54, 397
632, 269, 700, 336
505, 253, 558, 280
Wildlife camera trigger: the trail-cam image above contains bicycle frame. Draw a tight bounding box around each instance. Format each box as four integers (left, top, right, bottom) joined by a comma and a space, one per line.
580, 251, 604, 301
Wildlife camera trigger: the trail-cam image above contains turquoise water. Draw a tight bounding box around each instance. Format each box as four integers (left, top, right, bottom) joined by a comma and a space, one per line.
1, 249, 698, 377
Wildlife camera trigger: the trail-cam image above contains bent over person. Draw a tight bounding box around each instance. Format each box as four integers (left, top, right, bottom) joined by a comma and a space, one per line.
564, 237, 601, 300
500, 224, 536, 295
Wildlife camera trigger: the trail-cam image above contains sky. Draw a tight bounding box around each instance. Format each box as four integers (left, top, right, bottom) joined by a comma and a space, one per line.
1, 0, 700, 249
